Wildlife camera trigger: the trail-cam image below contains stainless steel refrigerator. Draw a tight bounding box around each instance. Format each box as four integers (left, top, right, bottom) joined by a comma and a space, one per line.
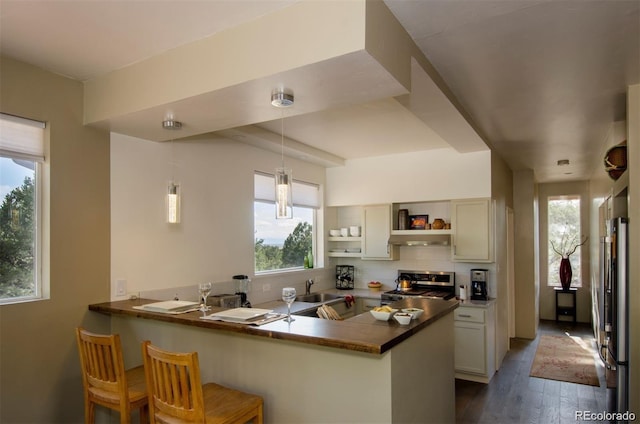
601, 217, 629, 415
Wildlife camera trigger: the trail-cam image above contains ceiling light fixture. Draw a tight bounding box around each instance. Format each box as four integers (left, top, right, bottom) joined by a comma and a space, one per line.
162, 119, 182, 130
271, 91, 294, 108
272, 90, 294, 219
163, 119, 182, 224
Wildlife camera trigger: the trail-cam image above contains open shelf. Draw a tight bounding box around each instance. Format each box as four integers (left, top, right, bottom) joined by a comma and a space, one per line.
390, 229, 451, 236
328, 236, 362, 242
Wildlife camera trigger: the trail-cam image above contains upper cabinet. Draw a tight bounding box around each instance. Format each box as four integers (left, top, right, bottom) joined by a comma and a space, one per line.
451, 198, 493, 262
327, 199, 494, 262
362, 204, 398, 260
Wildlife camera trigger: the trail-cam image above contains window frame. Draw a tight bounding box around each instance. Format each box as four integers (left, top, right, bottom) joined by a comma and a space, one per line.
546, 194, 583, 288
0, 114, 47, 305
253, 172, 321, 275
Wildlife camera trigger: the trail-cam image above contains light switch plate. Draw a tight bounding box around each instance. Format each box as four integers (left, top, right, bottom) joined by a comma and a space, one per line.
115, 279, 127, 296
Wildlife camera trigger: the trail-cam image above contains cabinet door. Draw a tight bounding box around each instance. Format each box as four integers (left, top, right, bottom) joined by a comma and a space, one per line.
454, 321, 486, 374
451, 199, 493, 262
361, 204, 397, 260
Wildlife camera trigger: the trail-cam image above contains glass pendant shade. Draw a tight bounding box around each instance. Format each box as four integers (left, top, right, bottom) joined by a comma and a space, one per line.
166, 182, 181, 223
275, 168, 292, 219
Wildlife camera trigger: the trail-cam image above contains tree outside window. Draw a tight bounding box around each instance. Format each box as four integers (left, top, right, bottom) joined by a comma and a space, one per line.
0, 158, 37, 299
254, 202, 314, 273
548, 196, 582, 287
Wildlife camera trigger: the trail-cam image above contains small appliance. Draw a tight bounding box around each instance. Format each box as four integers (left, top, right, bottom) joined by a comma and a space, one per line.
470, 269, 489, 300
232, 274, 252, 307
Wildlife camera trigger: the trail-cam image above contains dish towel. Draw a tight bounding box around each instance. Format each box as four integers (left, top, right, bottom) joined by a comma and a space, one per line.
344, 294, 355, 308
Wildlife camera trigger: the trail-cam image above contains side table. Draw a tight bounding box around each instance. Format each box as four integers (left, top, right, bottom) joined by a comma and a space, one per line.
555, 287, 577, 323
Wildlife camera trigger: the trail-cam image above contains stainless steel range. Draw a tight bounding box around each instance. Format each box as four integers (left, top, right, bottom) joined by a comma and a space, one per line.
381, 270, 456, 305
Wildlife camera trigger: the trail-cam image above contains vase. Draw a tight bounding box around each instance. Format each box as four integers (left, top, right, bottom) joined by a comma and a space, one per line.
559, 256, 572, 290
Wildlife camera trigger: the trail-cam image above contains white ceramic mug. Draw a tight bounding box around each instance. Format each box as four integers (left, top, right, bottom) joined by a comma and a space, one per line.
349, 226, 360, 237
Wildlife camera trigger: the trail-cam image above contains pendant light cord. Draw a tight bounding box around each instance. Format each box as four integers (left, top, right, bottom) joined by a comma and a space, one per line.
170, 139, 175, 181
280, 108, 285, 169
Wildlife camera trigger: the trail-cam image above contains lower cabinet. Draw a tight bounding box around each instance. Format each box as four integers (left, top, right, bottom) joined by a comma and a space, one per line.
454, 303, 496, 383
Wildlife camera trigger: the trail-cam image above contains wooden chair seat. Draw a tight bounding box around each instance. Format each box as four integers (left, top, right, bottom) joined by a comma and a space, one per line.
87, 365, 147, 407
142, 341, 263, 424
76, 327, 148, 424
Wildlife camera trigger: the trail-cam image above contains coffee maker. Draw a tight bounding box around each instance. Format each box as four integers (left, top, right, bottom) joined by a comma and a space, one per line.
470, 269, 489, 300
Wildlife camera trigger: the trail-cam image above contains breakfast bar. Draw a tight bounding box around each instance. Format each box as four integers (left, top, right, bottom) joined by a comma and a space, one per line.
90, 297, 458, 423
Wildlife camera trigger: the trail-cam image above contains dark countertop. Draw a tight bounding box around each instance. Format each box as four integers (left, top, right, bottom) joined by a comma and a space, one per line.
89, 297, 459, 355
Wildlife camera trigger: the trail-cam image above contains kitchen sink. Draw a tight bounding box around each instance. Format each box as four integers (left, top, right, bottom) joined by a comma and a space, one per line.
295, 293, 342, 303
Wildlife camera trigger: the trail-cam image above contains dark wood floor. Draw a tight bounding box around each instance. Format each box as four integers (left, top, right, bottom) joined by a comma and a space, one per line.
455, 320, 608, 423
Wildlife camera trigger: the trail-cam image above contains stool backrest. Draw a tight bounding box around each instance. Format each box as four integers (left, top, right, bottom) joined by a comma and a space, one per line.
141, 340, 205, 422
76, 328, 129, 409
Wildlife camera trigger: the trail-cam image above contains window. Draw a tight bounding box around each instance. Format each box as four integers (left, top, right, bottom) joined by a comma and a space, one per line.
0, 113, 45, 303
547, 196, 582, 287
254, 172, 320, 273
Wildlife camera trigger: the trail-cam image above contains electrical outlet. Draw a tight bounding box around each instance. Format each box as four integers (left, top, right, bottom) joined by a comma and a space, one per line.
262, 283, 271, 292
115, 279, 127, 296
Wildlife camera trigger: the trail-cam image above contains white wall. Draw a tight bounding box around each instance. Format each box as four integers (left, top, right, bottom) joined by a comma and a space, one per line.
111, 133, 332, 304
326, 149, 491, 206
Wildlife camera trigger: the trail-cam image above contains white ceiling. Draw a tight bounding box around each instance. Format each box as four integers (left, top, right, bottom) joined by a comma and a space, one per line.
1, 0, 638, 182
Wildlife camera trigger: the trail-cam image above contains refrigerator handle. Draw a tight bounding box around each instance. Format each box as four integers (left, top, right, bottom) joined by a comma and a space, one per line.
598, 342, 616, 369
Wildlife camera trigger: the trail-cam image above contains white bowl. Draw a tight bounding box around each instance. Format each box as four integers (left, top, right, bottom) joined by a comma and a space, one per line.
394, 313, 412, 325
329, 229, 341, 237
401, 308, 424, 320
370, 309, 397, 321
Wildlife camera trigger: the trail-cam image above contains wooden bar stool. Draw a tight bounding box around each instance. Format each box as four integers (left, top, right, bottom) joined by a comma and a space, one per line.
141, 340, 263, 424
75, 328, 148, 424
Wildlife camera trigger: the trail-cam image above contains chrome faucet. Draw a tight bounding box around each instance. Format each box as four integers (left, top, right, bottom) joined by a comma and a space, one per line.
305, 279, 314, 295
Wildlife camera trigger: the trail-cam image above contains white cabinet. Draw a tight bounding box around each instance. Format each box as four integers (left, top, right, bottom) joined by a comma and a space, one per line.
451, 198, 493, 262
454, 303, 496, 383
361, 204, 397, 260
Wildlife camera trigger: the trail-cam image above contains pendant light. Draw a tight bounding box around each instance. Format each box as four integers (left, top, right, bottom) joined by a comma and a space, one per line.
163, 119, 182, 224
272, 90, 294, 219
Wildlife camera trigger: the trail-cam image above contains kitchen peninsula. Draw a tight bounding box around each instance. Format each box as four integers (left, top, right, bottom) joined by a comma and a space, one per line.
90, 297, 458, 423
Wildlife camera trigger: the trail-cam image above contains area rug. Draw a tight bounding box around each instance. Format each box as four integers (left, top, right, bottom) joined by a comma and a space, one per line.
529, 334, 600, 386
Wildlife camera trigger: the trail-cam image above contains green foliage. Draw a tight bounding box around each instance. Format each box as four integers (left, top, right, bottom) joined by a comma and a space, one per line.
0, 177, 36, 298
254, 238, 283, 272
254, 222, 313, 272
282, 222, 312, 268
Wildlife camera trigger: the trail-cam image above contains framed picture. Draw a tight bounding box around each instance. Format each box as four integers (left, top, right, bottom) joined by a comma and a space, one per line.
409, 215, 428, 230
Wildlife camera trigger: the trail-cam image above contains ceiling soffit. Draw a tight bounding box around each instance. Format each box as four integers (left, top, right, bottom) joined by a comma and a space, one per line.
83, 0, 485, 164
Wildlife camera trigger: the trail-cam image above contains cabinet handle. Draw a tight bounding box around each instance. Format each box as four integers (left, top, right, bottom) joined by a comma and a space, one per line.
458, 314, 472, 318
